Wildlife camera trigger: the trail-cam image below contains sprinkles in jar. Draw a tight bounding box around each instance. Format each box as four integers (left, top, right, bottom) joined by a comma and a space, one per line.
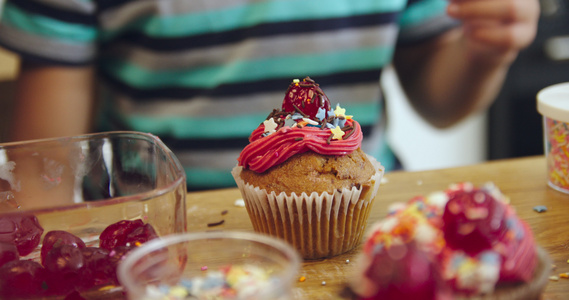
538, 82, 569, 194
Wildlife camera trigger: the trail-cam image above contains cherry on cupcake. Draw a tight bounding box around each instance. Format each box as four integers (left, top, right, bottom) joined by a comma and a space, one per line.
442, 187, 508, 255
281, 77, 331, 120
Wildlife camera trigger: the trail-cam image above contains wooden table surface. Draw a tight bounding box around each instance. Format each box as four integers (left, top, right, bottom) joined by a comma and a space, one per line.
185, 156, 569, 300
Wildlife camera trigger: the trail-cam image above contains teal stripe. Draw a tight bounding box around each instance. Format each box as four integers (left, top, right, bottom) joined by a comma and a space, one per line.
103, 0, 405, 39
118, 102, 381, 139
399, 0, 449, 28
185, 168, 237, 189
126, 112, 267, 139
102, 47, 393, 89
1, 3, 96, 43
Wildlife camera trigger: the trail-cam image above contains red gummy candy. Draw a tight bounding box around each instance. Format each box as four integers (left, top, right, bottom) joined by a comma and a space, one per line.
43, 245, 86, 295
44, 244, 85, 275
99, 219, 144, 250
0, 241, 19, 268
442, 188, 507, 255
281, 77, 331, 120
41, 230, 86, 265
0, 214, 44, 256
124, 223, 159, 246
0, 259, 47, 298
77, 247, 114, 291
107, 245, 135, 284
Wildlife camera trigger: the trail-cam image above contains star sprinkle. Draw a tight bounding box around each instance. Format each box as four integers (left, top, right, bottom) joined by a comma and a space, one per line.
263, 118, 278, 134
316, 107, 327, 121
334, 104, 346, 117
330, 126, 345, 140
284, 118, 296, 127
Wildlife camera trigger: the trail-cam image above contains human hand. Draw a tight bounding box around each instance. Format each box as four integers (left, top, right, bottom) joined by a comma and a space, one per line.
447, 0, 540, 64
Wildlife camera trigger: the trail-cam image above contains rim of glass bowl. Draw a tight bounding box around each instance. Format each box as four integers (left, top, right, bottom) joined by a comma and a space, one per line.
0, 131, 186, 215
118, 231, 302, 297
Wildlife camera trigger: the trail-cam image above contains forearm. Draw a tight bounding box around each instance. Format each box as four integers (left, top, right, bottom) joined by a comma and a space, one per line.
394, 28, 515, 128
10, 62, 96, 142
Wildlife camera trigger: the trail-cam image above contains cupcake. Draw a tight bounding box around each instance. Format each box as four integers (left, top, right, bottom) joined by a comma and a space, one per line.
348, 182, 551, 300
232, 77, 384, 259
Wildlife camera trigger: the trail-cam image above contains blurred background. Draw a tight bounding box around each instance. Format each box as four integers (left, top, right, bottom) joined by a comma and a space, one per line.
0, 0, 567, 171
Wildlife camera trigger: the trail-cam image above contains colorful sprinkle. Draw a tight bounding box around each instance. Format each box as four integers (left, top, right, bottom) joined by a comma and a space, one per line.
201, 266, 208, 271
207, 220, 225, 227
321, 281, 326, 286
334, 104, 346, 117
145, 264, 274, 299
545, 118, 569, 191
550, 275, 560, 281
234, 199, 245, 207
263, 118, 278, 135
533, 205, 548, 213
560, 272, 569, 278
299, 276, 306, 282
330, 126, 345, 140
316, 107, 327, 121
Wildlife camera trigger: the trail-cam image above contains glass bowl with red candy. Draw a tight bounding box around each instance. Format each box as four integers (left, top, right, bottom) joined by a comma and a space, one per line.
0, 131, 187, 299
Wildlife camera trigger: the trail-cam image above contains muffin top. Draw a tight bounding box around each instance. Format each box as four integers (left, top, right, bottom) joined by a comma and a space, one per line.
239, 148, 375, 195
237, 77, 364, 173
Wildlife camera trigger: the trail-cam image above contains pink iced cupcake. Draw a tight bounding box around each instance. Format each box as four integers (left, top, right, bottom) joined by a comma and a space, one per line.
349, 183, 551, 300
232, 77, 383, 259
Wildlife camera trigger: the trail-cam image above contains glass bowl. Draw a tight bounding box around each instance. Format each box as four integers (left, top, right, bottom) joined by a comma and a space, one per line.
0, 131, 187, 299
118, 231, 302, 300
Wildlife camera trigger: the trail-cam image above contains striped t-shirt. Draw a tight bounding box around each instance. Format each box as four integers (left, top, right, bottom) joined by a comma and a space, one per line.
0, 0, 457, 189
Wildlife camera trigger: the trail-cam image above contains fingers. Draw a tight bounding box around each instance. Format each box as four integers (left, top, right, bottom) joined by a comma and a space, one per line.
464, 22, 537, 50
447, 0, 539, 22
447, 0, 539, 51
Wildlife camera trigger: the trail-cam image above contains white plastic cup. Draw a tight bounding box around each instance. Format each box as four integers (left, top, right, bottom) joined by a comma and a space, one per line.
117, 231, 302, 300
537, 82, 569, 194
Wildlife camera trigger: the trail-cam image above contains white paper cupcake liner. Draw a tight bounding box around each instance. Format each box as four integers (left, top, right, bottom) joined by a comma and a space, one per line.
232, 155, 384, 259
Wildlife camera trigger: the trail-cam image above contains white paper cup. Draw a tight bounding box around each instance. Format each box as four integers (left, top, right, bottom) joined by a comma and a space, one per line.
232, 155, 384, 259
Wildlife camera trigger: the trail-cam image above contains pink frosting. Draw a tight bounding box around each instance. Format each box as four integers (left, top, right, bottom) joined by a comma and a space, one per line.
237, 120, 363, 173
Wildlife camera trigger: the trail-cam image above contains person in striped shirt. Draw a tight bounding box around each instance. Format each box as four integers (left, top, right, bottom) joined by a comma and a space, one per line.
0, 0, 539, 190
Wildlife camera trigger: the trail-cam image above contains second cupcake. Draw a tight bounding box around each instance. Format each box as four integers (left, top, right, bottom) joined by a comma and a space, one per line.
232, 77, 384, 259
